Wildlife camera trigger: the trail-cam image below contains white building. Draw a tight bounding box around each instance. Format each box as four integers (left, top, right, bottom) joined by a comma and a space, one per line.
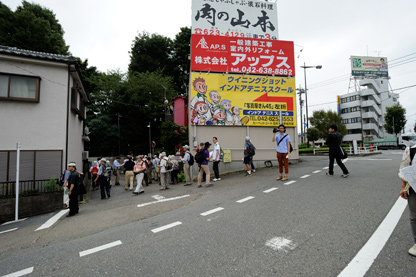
340, 78, 399, 143
0, 46, 88, 188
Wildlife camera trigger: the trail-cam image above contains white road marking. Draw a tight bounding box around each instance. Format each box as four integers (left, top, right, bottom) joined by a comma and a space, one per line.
236, 196, 255, 203
263, 187, 278, 193
0, 228, 17, 235
151, 195, 165, 200
2, 267, 34, 277
283, 181, 296, 186
265, 237, 296, 252
323, 167, 329, 169
137, 194, 190, 208
79, 240, 122, 257
343, 158, 349, 162
200, 207, 224, 216
35, 209, 69, 231
300, 175, 310, 178
313, 170, 321, 173
151, 221, 182, 233
338, 197, 408, 277
1, 218, 27, 226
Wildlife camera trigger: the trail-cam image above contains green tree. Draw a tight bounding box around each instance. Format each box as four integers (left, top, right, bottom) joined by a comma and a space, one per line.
128, 31, 173, 75
160, 121, 188, 153
306, 127, 320, 146
0, 1, 69, 55
384, 103, 406, 135
309, 110, 347, 140
171, 27, 191, 93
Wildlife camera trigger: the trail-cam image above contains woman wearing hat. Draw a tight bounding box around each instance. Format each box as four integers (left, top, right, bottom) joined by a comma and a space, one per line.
197, 142, 213, 188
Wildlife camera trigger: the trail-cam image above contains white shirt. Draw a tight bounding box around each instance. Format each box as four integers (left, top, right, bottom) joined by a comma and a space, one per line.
213, 142, 221, 161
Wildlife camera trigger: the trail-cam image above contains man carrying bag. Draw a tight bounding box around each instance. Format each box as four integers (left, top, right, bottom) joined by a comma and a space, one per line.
326, 124, 349, 178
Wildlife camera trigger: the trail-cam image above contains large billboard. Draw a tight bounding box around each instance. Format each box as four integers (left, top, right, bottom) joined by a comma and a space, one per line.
351, 56, 388, 77
189, 72, 296, 127
191, 34, 295, 76
192, 0, 278, 40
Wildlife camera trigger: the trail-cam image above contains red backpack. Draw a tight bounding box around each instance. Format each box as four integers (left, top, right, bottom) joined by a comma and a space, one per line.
91, 165, 99, 175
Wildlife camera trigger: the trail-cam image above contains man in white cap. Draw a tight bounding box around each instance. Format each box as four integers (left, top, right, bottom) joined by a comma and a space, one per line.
95, 158, 111, 199
66, 162, 80, 216
181, 145, 193, 186
158, 152, 171, 190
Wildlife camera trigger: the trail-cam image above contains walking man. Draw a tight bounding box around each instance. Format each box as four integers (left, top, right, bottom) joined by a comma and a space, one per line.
66, 162, 80, 216
113, 156, 121, 186
95, 158, 111, 199
244, 136, 254, 177
272, 124, 291, 181
212, 137, 221, 181
326, 124, 349, 177
124, 155, 135, 190
181, 145, 192, 186
158, 152, 171, 190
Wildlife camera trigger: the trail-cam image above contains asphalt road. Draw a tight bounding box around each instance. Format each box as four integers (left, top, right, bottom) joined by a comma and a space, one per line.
0, 151, 415, 276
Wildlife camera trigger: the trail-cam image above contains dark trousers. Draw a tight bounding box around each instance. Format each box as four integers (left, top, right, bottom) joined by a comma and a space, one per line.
69, 192, 79, 215
143, 173, 149, 186
329, 155, 349, 175
213, 161, 220, 178
171, 169, 179, 183
99, 176, 111, 199
250, 157, 255, 170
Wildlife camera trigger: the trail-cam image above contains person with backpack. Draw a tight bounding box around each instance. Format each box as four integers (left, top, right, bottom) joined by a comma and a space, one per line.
197, 142, 213, 188
170, 156, 180, 184
398, 125, 416, 257
158, 152, 171, 190
272, 124, 291, 181
181, 145, 193, 186
89, 161, 99, 190
133, 156, 146, 195
249, 138, 257, 173
124, 155, 135, 190
243, 136, 255, 177
147, 155, 153, 185
113, 157, 122, 186
65, 162, 80, 217
95, 158, 111, 199
326, 124, 349, 178
59, 167, 71, 208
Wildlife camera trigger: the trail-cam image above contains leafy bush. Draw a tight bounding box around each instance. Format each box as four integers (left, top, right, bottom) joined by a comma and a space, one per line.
177, 172, 186, 183
44, 177, 60, 192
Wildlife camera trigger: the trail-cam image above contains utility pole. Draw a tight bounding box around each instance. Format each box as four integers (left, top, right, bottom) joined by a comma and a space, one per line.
297, 86, 304, 143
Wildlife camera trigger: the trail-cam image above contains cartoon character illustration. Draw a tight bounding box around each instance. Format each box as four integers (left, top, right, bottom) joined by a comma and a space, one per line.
190, 77, 212, 121
211, 108, 227, 125
231, 106, 242, 125
220, 99, 233, 125
209, 90, 222, 113
192, 101, 210, 125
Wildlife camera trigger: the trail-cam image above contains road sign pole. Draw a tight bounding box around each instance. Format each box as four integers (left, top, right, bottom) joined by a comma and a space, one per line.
15, 142, 21, 221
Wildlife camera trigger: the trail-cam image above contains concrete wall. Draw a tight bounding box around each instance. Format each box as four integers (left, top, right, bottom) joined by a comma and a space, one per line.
188, 125, 299, 176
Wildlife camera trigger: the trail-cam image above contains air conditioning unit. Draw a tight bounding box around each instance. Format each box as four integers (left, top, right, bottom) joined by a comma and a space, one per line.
82, 151, 89, 160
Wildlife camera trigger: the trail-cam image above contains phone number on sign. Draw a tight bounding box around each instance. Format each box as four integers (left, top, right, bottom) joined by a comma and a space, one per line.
231, 67, 293, 75
194, 29, 246, 37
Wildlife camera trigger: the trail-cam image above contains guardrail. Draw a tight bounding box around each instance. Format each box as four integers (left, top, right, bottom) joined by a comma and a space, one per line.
0, 179, 61, 198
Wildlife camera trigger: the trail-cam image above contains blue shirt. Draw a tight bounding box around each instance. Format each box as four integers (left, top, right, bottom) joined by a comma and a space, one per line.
275, 133, 291, 153
113, 160, 121, 169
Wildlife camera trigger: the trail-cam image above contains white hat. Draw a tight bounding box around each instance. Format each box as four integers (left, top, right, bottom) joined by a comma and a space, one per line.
100, 158, 106, 163
68, 162, 76, 167
161, 152, 166, 157
183, 145, 190, 149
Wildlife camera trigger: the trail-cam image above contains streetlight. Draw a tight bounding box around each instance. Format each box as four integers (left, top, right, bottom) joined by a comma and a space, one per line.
300, 63, 322, 147
147, 122, 151, 156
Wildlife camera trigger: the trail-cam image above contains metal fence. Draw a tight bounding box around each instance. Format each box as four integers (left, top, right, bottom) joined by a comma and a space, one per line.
0, 179, 62, 198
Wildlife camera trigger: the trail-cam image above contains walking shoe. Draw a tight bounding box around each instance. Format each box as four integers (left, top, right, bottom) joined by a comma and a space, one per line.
206, 184, 214, 187
252, 169, 256, 173
326, 173, 333, 176
213, 178, 218, 182
133, 192, 139, 195
245, 174, 253, 177
198, 185, 202, 188
281, 177, 288, 181
184, 184, 192, 186
217, 178, 221, 181
276, 176, 283, 180
408, 244, 416, 257
139, 191, 144, 194
341, 174, 350, 178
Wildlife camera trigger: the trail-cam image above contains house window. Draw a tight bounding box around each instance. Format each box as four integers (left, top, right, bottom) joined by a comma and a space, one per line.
0, 73, 40, 102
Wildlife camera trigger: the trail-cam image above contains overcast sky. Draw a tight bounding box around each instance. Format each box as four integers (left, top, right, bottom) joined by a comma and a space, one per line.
4, 0, 416, 132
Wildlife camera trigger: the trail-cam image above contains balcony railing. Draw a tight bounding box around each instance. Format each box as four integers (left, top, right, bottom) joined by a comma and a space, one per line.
0, 179, 62, 198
